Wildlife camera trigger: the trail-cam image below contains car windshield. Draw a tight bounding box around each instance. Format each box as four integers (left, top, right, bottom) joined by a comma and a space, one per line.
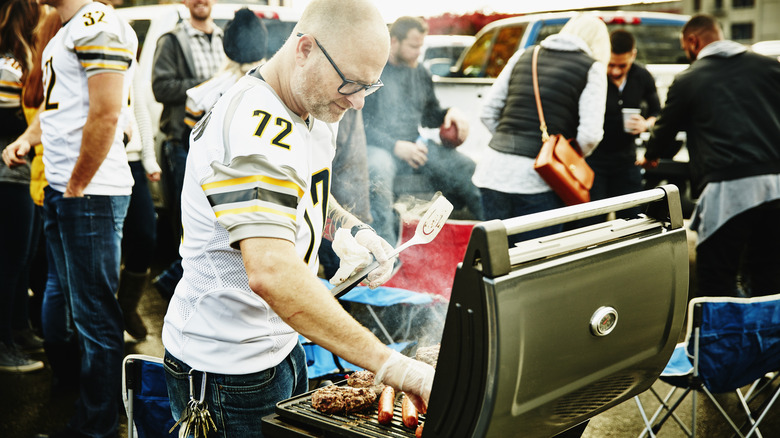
533, 21, 687, 65
455, 17, 687, 78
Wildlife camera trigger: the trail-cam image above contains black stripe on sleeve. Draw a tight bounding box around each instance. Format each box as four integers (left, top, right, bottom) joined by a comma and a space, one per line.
207, 187, 299, 209
75, 52, 133, 66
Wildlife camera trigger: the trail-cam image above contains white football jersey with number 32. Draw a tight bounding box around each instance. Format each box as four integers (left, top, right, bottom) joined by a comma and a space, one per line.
40, 1, 137, 195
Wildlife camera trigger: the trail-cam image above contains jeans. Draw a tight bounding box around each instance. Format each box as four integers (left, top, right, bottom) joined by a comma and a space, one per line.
41, 242, 73, 344
695, 199, 780, 298
163, 140, 187, 245
367, 140, 483, 244
480, 188, 565, 245
157, 141, 188, 297
164, 343, 308, 438
0, 182, 36, 345
43, 187, 129, 437
123, 161, 157, 273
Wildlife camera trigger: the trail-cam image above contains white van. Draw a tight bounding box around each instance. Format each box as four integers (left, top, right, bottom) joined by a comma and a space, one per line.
116, 3, 298, 210
117, 3, 299, 139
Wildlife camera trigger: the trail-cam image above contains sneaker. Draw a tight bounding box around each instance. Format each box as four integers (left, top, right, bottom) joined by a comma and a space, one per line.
13, 328, 45, 353
0, 342, 44, 373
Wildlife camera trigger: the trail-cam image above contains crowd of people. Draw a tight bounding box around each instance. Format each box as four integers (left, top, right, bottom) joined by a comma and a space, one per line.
1, 0, 779, 436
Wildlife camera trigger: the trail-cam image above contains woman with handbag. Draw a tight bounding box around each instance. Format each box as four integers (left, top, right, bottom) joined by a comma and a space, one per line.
475, 13, 609, 243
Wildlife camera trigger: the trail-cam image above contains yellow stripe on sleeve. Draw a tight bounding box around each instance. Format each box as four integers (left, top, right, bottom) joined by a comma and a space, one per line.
80, 62, 130, 71
74, 45, 135, 56
214, 205, 297, 220
202, 175, 304, 198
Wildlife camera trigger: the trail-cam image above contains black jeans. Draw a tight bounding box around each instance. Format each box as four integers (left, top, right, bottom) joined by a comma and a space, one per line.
122, 161, 157, 273
696, 199, 780, 297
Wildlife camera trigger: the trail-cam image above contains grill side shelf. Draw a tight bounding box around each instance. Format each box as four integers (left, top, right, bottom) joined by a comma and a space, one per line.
275, 384, 422, 438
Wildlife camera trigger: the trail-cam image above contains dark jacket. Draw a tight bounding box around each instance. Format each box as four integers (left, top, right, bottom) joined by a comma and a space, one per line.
151, 25, 202, 144
362, 62, 447, 151
646, 47, 780, 193
589, 62, 660, 166
488, 46, 593, 158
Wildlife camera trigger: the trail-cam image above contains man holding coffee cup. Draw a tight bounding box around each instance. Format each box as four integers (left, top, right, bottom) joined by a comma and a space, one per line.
583, 29, 660, 222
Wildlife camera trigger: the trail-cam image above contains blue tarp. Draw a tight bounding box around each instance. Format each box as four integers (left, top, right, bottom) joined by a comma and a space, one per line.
320, 278, 433, 306
132, 359, 176, 438
690, 298, 780, 393
301, 336, 411, 378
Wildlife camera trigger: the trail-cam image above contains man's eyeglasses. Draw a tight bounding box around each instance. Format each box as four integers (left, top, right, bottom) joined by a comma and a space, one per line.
297, 33, 383, 96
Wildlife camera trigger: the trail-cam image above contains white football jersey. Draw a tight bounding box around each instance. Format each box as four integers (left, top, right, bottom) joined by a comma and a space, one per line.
183, 70, 242, 129
163, 72, 338, 374
40, 1, 136, 195
0, 56, 22, 108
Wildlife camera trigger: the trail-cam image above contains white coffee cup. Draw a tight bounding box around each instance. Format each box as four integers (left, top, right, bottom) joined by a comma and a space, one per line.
622, 108, 641, 133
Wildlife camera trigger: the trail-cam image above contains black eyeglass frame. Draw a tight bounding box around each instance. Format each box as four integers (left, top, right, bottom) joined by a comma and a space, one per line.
297, 32, 383, 96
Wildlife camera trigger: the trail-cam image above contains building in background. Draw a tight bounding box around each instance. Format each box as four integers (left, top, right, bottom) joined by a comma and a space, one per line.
682, 0, 779, 42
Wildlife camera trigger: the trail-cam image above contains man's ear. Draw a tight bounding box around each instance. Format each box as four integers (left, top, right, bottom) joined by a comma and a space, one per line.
685, 33, 699, 50
295, 35, 316, 66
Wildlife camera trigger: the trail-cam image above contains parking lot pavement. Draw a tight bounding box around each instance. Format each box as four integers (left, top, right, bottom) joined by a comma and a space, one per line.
2, 259, 779, 438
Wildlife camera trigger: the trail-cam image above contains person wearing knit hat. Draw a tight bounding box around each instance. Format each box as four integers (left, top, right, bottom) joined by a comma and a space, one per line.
223, 7, 268, 64
184, 8, 268, 128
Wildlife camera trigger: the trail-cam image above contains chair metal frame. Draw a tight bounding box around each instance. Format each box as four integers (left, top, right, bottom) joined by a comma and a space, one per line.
635, 294, 780, 438
122, 354, 175, 438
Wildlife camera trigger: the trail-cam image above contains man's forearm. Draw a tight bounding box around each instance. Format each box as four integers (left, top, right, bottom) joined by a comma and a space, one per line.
67, 112, 118, 196
241, 237, 391, 372
324, 195, 363, 240
67, 72, 124, 196
21, 109, 43, 146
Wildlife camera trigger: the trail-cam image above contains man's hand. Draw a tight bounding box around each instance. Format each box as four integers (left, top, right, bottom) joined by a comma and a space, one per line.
635, 156, 659, 169
625, 114, 654, 135
444, 107, 470, 144
394, 140, 428, 169
2, 139, 31, 168
353, 227, 396, 288
374, 350, 435, 413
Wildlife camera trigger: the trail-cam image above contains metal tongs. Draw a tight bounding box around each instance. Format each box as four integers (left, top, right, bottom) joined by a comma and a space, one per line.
330, 195, 454, 299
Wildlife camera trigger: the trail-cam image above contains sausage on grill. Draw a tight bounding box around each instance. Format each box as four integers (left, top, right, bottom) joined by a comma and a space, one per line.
401, 393, 418, 429
377, 386, 395, 425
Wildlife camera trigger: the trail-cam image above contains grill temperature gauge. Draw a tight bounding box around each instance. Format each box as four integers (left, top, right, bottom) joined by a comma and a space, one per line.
590, 306, 618, 336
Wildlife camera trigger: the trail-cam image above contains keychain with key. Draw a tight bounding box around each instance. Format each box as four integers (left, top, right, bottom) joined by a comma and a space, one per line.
169, 369, 218, 437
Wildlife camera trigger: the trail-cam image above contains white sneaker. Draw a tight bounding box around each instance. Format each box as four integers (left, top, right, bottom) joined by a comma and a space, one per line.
0, 342, 44, 373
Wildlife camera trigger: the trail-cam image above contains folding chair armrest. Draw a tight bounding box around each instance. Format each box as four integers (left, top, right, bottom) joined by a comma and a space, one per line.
124, 357, 143, 393
692, 303, 703, 330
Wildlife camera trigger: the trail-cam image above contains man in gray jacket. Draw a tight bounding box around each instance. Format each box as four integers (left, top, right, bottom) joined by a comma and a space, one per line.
639, 14, 780, 298
151, 0, 225, 300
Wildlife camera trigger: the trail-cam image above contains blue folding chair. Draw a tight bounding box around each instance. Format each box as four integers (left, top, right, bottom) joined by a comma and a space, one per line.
635, 294, 780, 438
122, 354, 176, 438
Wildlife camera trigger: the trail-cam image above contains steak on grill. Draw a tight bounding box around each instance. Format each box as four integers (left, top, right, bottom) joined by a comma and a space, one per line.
311, 385, 377, 414
347, 370, 385, 394
415, 344, 440, 369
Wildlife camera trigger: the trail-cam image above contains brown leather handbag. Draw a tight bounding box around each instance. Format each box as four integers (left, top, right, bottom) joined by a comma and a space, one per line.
531, 45, 594, 205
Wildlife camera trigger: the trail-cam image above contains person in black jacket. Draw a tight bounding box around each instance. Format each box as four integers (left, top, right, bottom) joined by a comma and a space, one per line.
363, 16, 482, 245
585, 29, 660, 222
151, 0, 225, 301
639, 14, 780, 298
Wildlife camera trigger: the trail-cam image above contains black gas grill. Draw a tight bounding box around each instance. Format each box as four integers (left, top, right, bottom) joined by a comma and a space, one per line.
263, 185, 689, 438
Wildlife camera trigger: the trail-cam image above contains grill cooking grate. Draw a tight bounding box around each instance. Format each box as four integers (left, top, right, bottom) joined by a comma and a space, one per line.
276, 385, 424, 438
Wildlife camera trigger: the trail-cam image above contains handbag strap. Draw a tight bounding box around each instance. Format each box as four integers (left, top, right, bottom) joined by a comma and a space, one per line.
531, 45, 549, 142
